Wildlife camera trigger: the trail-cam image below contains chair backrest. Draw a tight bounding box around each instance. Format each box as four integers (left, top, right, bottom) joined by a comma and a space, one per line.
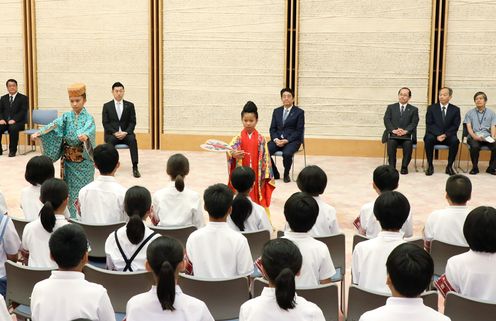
316, 233, 345, 280
69, 219, 126, 258
179, 274, 250, 320
276, 230, 284, 238
5, 260, 52, 306
430, 240, 469, 276
149, 225, 197, 248
11, 216, 30, 239
352, 234, 369, 252
445, 292, 496, 321
347, 285, 389, 321
406, 237, 424, 249
32, 109, 58, 125
241, 230, 270, 261
83, 264, 154, 313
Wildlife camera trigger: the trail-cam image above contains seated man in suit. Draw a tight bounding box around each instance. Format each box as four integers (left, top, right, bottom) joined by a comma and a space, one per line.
464, 91, 496, 175
424, 87, 461, 176
382, 87, 419, 175
102, 82, 140, 178
0, 79, 28, 157
268, 88, 304, 183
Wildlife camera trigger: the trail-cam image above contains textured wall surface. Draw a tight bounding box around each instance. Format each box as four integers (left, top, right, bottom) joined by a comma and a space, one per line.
298, 0, 432, 139
445, 0, 496, 118
163, 0, 286, 136
35, 0, 149, 132
0, 0, 25, 94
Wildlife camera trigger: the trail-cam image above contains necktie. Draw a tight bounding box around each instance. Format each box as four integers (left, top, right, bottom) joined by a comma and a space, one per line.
400, 105, 405, 116
8, 96, 13, 119
442, 106, 446, 122
116, 102, 123, 120
283, 108, 290, 125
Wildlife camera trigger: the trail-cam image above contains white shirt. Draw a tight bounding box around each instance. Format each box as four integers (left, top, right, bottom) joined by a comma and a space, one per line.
445, 250, 496, 302
352, 231, 405, 294
227, 198, 272, 232
424, 206, 470, 246
359, 201, 413, 238
309, 196, 340, 237
105, 225, 160, 271
359, 297, 451, 321
0, 215, 20, 278
186, 222, 253, 278
20, 185, 71, 221
114, 99, 123, 131
31, 271, 115, 321
0, 295, 11, 321
0, 191, 7, 215
152, 183, 205, 228
283, 231, 336, 287
21, 215, 69, 268
126, 285, 214, 321
78, 176, 126, 224
240, 287, 325, 321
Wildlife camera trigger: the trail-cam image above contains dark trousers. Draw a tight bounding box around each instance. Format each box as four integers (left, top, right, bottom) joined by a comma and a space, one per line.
105, 133, 139, 166
0, 122, 25, 154
466, 136, 496, 170
424, 134, 459, 167
387, 138, 413, 169
268, 140, 301, 175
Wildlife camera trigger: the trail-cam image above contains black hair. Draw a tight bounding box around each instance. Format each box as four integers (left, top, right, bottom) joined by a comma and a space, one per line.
280, 87, 294, 98
241, 101, 258, 120
147, 236, 184, 311
373, 191, 410, 231
463, 206, 496, 253
25, 155, 55, 186
6, 79, 17, 87
296, 165, 327, 196
473, 91, 487, 102
112, 82, 124, 90
262, 238, 302, 310
124, 186, 151, 245
230, 167, 255, 231
39, 178, 68, 233
398, 87, 412, 97
203, 183, 233, 219
93, 143, 119, 175
49, 224, 88, 269
386, 243, 434, 298
373, 165, 399, 192
446, 174, 472, 205
166, 154, 189, 192
284, 192, 319, 233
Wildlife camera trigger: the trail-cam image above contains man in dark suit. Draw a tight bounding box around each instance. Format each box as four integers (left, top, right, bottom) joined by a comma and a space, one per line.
424, 87, 461, 176
102, 82, 140, 178
382, 87, 419, 174
0, 79, 28, 157
268, 88, 305, 183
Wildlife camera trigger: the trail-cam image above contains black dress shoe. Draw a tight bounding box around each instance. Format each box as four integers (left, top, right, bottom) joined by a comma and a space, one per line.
445, 166, 455, 176
273, 171, 280, 180
469, 167, 479, 175
133, 168, 141, 178
283, 174, 291, 183
8, 152, 15, 157
425, 166, 434, 176
400, 168, 408, 175
486, 168, 496, 175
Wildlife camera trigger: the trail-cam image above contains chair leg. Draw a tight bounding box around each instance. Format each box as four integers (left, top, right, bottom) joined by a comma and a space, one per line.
414, 146, 418, 172
291, 155, 295, 181
383, 143, 387, 165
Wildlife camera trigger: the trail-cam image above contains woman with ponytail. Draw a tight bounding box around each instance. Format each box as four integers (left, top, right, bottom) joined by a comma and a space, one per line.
21, 178, 70, 268
125, 236, 214, 321
239, 238, 325, 321
227, 166, 272, 232
105, 186, 160, 271
152, 154, 205, 228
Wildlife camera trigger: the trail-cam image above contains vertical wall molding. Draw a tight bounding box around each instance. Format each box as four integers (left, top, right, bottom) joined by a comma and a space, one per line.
429, 0, 449, 105
286, 0, 298, 101
22, 0, 37, 125
149, 0, 163, 149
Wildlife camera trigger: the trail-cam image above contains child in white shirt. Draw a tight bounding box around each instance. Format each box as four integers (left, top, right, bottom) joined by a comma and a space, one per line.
227, 166, 272, 232
152, 153, 204, 228
356, 165, 413, 238
186, 183, 253, 278
30, 224, 115, 321
0, 196, 20, 298
352, 191, 409, 294
78, 143, 126, 224
295, 165, 339, 236
126, 236, 214, 321
240, 238, 325, 321
282, 192, 336, 287
424, 174, 471, 251
359, 243, 450, 321
22, 178, 70, 268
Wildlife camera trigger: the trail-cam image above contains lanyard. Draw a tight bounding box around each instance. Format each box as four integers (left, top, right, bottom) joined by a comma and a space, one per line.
476, 109, 486, 128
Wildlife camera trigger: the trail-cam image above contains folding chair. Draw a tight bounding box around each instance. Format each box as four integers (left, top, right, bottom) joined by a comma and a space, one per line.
430, 240, 469, 278
421, 144, 451, 170
273, 132, 307, 180
457, 123, 492, 173
444, 292, 496, 321
382, 139, 418, 172
352, 234, 368, 252
21, 109, 58, 154
11, 216, 30, 239
241, 230, 270, 261
149, 225, 197, 248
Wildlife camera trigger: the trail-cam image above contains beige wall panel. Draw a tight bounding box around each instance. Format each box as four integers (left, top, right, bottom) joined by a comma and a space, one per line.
298, 1, 432, 140
35, 0, 149, 133
163, 0, 286, 136
0, 0, 25, 93
445, 0, 496, 118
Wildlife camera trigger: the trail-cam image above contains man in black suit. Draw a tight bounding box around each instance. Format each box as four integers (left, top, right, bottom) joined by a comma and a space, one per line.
382, 87, 419, 174
424, 87, 461, 176
268, 88, 305, 183
102, 82, 140, 178
0, 79, 28, 157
